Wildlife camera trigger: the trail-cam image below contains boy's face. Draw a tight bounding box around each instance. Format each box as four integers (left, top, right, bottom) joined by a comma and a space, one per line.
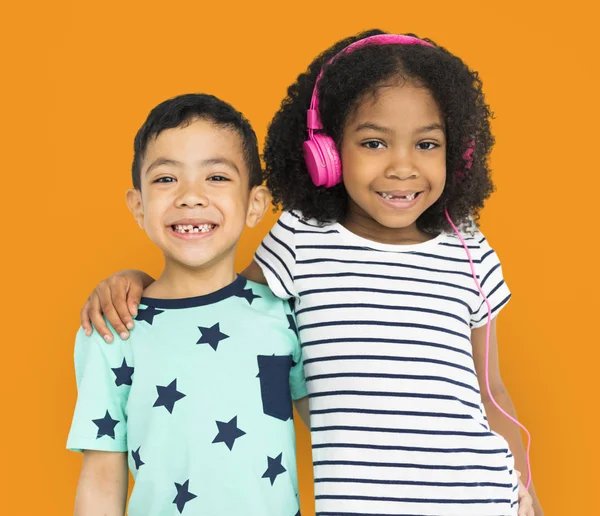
127, 119, 268, 271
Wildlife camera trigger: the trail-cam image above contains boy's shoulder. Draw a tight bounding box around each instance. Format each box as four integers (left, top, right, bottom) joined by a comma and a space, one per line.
243, 280, 292, 313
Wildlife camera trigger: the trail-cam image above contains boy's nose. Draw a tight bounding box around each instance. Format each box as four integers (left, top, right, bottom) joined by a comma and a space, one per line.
175, 186, 209, 208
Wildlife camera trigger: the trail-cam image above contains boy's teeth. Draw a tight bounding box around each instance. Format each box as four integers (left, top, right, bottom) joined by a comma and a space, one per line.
173, 224, 215, 233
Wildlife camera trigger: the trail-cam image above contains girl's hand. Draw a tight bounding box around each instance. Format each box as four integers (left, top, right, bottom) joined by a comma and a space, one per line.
517, 471, 534, 516
80, 270, 154, 342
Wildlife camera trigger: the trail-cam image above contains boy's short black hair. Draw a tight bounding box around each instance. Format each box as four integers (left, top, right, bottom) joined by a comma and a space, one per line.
264, 29, 496, 233
132, 93, 263, 189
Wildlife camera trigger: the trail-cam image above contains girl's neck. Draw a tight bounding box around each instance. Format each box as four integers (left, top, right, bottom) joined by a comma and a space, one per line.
342, 204, 435, 246
143, 257, 237, 300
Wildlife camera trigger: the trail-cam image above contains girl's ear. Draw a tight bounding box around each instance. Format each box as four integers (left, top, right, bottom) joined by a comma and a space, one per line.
126, 189, 144, 229
246, 185, 271, 228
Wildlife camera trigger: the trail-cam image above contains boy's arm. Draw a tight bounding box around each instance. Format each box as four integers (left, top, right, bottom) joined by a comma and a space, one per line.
74, 451, 128, 516
472, 318, 543, 516
293, 396, 309, 428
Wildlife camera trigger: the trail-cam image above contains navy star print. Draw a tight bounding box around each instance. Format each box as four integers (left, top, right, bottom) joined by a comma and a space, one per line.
287, 314, 298, 336
262, 452, 286, 485
196, 323, 229, 351
173, 480, 197, 513
111, 358, 134, 386
135, 305, 164, 325
131, 446, 144, 469
153, 379, 186, 414
93, 410, 119, 439
212, 416, 246, 450
235, 287, 261, 305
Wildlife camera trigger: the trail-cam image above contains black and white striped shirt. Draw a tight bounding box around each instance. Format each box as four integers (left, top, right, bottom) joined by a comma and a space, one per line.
255, 211, 519, 516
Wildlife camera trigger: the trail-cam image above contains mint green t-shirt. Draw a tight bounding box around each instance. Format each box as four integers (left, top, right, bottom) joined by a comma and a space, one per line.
67, 277, 306, 515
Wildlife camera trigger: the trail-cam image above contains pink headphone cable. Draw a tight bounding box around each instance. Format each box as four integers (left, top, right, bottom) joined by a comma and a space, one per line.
444, 208, 532, 489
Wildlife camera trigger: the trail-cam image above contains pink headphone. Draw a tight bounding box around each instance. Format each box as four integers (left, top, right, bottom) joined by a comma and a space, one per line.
302, 33, 533, 489
303, 34, 434, 188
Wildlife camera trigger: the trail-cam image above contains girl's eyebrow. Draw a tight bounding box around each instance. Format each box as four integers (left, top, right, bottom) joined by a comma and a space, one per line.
355, 122, 445, 134
355, 122, 393, 134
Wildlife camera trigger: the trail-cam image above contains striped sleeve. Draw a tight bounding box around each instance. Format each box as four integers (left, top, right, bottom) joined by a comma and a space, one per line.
470, 232, 512, 328
254, 211, 298, 300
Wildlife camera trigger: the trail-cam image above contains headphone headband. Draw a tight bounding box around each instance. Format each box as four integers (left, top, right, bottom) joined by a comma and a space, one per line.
307, 35, 434, 131
303, 34, 436, 188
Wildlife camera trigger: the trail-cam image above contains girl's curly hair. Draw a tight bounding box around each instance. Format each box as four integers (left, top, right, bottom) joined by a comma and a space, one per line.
264, 29, 496, 233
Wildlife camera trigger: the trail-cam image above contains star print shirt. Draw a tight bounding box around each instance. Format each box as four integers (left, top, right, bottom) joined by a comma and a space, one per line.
67, 276, 306, 516
254, 211, 520, 516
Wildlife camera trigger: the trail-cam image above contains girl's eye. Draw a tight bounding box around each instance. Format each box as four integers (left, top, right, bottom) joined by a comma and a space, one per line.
154, 176, 176, 183
208, 175, 230, 182
363, 140, 385, 150
417, 142, 438, 150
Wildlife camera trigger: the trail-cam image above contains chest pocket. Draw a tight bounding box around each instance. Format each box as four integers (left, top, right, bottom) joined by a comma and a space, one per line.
257, 354, 293, 421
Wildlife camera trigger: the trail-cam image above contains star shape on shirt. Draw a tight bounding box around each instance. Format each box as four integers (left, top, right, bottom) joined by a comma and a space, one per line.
153, 379, 186, 414
131, 446, 144, 469
262, 452, 286, 485
173, 479, 197, 513
135, 305, 164, 325
111, 358, 134, 386
212, 416, 246, 450
196, 323, 229, 351
235, 287, 261, 305
92, 410, 119, 439
287, 314, 298, 336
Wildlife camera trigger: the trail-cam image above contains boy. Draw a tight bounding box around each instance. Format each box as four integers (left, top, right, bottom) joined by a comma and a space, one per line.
67, 93, 308, 515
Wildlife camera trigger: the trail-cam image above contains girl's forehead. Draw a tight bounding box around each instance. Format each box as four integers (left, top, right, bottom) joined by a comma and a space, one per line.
348, 83, 443, 128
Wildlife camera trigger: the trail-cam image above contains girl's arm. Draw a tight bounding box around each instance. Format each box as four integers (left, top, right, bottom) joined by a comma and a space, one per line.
74, 450, 128, 516
80, 270, 155, 342
241, 259, 267, 285
80, 262, 267, 341
472, 318, 543, 516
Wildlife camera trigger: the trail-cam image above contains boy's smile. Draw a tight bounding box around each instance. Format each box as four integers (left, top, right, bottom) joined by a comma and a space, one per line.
340, 82, 446, 244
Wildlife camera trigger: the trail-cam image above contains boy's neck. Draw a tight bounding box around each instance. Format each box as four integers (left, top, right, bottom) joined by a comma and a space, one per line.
143, 257, 238, 300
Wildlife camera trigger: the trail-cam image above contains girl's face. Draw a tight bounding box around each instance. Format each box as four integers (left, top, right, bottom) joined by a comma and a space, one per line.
340, 82, 446, 244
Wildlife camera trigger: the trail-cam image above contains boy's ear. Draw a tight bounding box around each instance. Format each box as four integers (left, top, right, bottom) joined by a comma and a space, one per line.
246, 185, 271, 229
126, 189, 144, 229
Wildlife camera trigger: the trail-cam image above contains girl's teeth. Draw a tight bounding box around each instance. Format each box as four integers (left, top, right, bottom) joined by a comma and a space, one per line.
173, 224, 215, 233
380, 192, 417, 201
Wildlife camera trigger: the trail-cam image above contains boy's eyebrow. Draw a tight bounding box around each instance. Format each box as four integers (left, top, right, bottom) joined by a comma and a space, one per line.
145, 158, 182, 175
417, 123, 445, 133
199, 157, 240, 175
145, 157, 241, 175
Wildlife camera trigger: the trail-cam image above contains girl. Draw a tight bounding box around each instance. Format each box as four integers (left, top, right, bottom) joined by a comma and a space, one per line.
81, 30, 541, 515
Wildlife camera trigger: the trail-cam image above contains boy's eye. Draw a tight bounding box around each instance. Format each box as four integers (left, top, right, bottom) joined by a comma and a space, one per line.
208, 175, 230, 182
154, 176, 176, 183
363, 140, 385, 150
417, 142, 438, 150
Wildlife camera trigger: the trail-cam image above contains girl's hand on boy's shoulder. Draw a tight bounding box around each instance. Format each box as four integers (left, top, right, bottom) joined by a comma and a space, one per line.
80, 270, 153, 343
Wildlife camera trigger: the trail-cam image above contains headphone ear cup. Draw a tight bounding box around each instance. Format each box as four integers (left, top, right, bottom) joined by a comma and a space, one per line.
303, 134, 342, 188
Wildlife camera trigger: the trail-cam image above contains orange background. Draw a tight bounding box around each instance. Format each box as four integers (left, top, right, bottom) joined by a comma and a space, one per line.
1, 1, 597, 514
